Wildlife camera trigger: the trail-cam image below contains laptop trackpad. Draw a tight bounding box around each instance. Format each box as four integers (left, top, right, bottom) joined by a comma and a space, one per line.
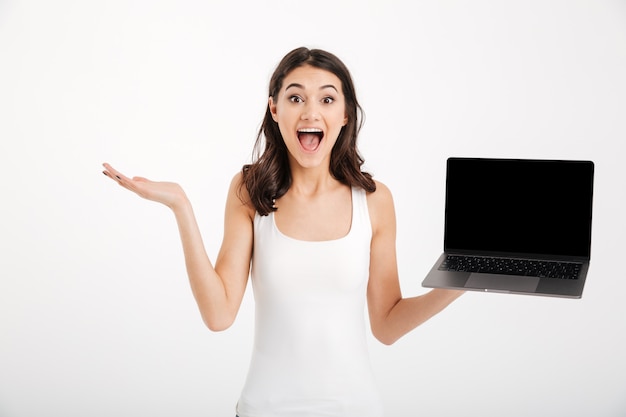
465, 273, 540, 293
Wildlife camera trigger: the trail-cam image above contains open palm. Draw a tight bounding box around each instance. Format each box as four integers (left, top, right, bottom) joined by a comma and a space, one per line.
102, 163, 187, 210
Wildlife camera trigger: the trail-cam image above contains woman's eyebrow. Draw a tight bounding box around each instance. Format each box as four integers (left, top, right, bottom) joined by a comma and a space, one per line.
285, 83, 304, 92
320, 84, 339, 93
284, 83, 339, 93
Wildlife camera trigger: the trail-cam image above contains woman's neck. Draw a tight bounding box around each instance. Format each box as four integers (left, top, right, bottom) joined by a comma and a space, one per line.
288, 164, 339, 197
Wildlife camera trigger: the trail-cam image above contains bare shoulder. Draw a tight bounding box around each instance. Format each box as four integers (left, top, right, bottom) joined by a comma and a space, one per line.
367, 180, 393, 202
366, 180, 396, 233
226, 171, 256, 220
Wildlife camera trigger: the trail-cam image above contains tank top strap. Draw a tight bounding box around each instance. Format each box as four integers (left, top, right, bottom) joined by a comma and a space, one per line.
351, 186, 372, 241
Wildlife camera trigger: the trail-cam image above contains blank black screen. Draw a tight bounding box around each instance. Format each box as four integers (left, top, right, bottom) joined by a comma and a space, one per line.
444, 158, 594, 258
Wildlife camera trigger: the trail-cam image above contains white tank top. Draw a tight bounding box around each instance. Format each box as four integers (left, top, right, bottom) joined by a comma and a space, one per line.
236, 187, 384, 417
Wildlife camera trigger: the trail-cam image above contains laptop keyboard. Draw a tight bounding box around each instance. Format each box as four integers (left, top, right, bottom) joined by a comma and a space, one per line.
439, 255, 582, 280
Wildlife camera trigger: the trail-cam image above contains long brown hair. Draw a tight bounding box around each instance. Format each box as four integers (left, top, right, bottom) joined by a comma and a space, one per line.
242, 47, 376, 215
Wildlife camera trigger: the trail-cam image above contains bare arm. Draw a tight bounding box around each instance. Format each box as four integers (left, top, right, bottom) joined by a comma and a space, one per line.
102, 163, 253, 331
366, 181, 464, 345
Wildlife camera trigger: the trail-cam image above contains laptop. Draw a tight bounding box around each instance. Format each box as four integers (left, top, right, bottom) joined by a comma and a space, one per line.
421, 157, 594, 298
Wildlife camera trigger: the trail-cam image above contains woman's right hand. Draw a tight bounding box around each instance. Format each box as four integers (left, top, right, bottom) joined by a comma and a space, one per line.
102, 163, 188, 210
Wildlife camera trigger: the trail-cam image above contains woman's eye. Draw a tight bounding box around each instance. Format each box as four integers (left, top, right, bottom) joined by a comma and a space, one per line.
289, 95, 303, 103
322, 97, 334, 104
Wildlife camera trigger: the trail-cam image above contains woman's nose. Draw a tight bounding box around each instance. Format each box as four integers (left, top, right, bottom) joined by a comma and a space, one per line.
301, 102, 320, 120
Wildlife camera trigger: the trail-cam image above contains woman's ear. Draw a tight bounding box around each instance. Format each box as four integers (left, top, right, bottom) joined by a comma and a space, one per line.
269, 97, 278, 122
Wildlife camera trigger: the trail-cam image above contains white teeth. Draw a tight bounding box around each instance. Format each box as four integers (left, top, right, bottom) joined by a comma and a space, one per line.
298, 128, 323, 133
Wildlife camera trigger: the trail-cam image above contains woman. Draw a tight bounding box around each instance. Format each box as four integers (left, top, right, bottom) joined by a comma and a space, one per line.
103, 47, 464, 417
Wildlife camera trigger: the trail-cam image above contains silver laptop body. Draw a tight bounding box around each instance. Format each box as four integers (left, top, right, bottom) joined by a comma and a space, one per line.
421, 157, 594, 298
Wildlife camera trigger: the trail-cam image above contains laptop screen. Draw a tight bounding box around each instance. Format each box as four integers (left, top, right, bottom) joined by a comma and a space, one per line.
444, 158, 594, 259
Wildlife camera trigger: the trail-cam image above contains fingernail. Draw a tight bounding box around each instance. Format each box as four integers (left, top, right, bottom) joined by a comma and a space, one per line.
102, 171, 108, 176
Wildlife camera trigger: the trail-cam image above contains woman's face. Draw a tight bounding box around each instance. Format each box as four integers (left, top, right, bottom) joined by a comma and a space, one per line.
269, 65, 348, 171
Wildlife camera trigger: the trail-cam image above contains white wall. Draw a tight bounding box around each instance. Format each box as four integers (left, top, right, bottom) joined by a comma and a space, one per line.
1, 1, 625, 416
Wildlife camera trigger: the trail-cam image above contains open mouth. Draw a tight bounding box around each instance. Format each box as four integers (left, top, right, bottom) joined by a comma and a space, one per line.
297, 128, 324, 152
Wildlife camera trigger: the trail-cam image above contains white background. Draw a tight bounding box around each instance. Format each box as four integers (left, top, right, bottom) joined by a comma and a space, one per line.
1, 1, 625, 416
